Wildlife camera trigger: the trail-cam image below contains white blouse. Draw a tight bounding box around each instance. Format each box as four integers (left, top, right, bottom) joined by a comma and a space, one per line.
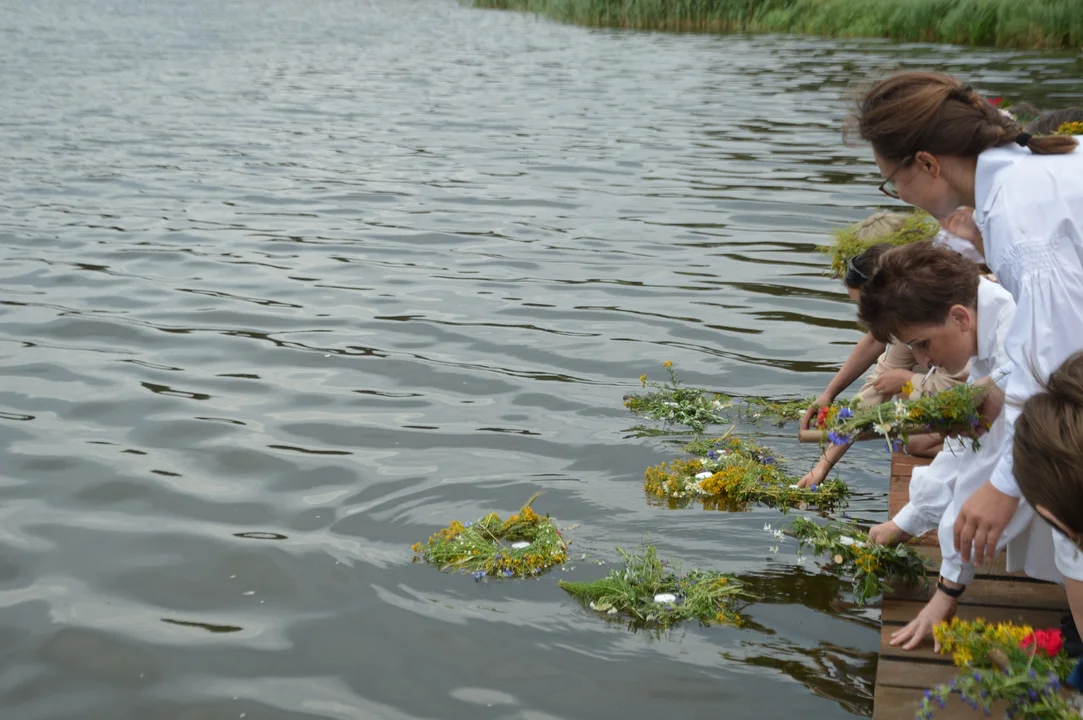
973, 137, 1083, 497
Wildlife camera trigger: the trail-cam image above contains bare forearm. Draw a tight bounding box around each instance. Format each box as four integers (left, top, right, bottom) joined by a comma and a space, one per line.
823, 332, 885, 399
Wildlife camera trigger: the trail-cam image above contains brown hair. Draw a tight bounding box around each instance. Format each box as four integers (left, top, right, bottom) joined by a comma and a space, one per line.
844, 242, 893, 290
857, 242, 980, 343
1025, 107, 1083, 136
1014, 352, 1083, 536
853, 72, 1078, 162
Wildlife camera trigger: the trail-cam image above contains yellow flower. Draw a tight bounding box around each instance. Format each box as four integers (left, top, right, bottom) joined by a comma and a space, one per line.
900, 380, 914, 397
663, 360, 673, 368
639, 374, 648, 387
1056, 121, 1083, 136
952, 647, 974, 667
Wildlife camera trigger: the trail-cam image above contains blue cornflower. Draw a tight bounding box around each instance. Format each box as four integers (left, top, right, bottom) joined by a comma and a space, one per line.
810, 485, 818, 492
502, 569, 514, 578
707, 450, 718, 460
472, 570, 485, 581
838, 407, 854, 419
827, 431, 850, 446
892, 438, 905, 453
762, 456, 775, 465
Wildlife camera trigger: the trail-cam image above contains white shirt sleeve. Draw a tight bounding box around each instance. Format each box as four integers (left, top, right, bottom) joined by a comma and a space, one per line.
893, 441, 966, 536
985, 219, 1083, 497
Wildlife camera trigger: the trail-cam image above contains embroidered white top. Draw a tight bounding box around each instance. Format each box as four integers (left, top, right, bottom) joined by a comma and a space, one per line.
973, 137, 1083, 498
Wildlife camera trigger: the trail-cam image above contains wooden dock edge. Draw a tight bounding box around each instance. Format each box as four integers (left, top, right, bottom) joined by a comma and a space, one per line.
873, 452, 1069, 720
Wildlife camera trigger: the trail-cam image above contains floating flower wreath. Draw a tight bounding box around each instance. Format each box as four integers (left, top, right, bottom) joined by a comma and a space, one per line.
411, 493, 568, 580
812, 384, 986, 452
644, 434, 848, 511
559, 544, 753, 629
779, 517, 930, 606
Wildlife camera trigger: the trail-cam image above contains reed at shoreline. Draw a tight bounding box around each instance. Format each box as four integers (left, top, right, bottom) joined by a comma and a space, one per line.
473, 0, 1083, 50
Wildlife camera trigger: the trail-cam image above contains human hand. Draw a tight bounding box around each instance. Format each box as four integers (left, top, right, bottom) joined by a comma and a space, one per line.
954, 481, 1020, 564
873, 369, 915, 398
940, 207, 984, 256
889, 587, 959, 651
800, 392, 834, 431
867, 521, 911, 546
797, 461, 830, 489
974, 376, 1005, 433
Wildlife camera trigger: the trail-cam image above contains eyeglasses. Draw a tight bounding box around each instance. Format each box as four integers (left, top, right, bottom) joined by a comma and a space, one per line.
879, 156, 914, 199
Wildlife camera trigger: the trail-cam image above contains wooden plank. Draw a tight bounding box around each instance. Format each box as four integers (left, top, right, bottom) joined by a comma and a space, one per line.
887, 576, 1067, 609
875, 685, 1008, 720
880, 600, 1065, 628
877, 658, 956, 690
915, 546, 1015, 579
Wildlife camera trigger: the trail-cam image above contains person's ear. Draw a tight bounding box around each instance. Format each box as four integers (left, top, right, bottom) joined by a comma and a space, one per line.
949, 304, 973, 332
914, 151, 941, 179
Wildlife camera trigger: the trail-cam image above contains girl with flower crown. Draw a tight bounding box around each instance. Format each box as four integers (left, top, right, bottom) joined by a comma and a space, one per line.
797, 211, 976, 488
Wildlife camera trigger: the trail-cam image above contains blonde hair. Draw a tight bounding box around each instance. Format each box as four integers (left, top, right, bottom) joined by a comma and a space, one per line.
852, 211, 910, 242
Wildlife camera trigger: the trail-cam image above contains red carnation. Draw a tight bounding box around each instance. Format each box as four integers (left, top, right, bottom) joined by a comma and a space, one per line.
988, 97, 1004, 107
816, 407, 830, 429
1020, 628, 1063, 657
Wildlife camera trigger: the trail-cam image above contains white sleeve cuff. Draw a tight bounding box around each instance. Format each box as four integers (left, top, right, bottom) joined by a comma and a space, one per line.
938, 554, 976, 586
893, 502, 938, 538
990, 459, 1022, 498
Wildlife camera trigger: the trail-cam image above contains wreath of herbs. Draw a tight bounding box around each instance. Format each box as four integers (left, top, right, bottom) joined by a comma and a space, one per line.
645, 434, 848, 512
623, 361, 731, 433
818, 209, 939, 278
919, 619, 1077, 720
411, 493, 568, 580
625, 362, 832, 432
812, 384, 985, 452
558, 544, 753, 629
781, 517, 930, 606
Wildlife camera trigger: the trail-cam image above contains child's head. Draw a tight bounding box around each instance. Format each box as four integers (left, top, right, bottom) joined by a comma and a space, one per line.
857, 242, 980, 373
1014, 352, 1083, 545
843, 242, 892, 299
1025, 107, 1083, 136
852, 72, 1078, 218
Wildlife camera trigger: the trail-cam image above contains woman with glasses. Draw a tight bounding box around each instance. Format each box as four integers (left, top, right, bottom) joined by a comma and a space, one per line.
853, 70, 1083, 637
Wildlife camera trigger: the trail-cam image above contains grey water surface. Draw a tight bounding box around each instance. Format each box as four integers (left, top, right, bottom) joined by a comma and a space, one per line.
1, 1, 1081, 718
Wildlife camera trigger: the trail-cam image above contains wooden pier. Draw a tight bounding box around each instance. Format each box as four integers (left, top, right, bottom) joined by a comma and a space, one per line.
873, 453, 1069, 720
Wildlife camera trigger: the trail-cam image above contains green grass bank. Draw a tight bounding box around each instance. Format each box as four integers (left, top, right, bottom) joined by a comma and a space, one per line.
472, 0, 1083, 49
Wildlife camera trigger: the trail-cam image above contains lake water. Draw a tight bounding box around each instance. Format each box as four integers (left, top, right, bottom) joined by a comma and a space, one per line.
1, 1, 1081, 718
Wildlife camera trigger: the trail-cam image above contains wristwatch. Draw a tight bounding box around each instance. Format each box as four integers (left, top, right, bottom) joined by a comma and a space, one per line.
936, 576, 965, 598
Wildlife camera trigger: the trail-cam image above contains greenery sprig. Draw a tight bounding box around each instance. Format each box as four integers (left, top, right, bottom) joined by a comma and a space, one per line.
818, 210, 938, 278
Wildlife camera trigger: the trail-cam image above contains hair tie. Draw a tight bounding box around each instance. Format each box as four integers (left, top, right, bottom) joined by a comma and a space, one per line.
1016, 132, 1033, 147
